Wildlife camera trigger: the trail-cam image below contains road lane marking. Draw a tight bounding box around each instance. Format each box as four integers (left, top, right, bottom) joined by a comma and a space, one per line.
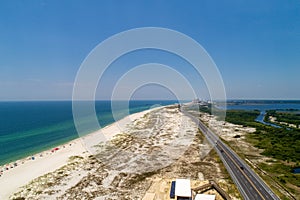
218, 143, 266, 200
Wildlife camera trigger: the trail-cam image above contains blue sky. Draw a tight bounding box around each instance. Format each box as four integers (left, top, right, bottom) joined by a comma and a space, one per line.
0, 0, 299, 100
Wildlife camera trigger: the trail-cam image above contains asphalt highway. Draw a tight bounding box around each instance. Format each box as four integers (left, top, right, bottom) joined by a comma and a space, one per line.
182, 110, 279, 200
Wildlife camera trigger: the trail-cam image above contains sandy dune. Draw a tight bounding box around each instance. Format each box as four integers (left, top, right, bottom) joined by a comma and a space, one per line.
6, 105, 241, 200
0, 107, 156, 199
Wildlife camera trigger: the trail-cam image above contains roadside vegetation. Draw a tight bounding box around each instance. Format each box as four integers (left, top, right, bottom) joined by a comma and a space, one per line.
225, 109, 300, 199
186, 104, 300, 199
225, 110, 300, 162
223, 109, 260, 127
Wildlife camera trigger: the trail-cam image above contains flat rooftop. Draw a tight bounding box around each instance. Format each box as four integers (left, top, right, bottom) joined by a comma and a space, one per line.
175, 179, 191, 197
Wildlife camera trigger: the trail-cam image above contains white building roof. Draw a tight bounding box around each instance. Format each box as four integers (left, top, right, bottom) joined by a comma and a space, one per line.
195, 194, 216, 200
175, 179, 191, 197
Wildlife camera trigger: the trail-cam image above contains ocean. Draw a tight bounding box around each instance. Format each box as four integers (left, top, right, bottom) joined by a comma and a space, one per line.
0, 100, 178, 165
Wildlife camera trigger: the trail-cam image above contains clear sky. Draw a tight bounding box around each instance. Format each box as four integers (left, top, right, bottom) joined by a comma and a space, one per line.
0, 0, 299, 100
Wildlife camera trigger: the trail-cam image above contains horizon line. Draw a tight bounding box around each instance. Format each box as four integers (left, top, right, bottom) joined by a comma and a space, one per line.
1, 98, 300, 102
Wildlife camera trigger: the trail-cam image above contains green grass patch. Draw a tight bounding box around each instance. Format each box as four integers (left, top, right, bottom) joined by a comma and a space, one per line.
222, 109, 300, 198
259, 162, 300, 187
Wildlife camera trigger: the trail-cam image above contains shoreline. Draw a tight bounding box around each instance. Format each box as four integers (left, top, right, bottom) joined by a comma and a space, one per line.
0, 105, 163, 167
0, 105, 163, 199
0, 101, 179, 166
8, 103, 241, 199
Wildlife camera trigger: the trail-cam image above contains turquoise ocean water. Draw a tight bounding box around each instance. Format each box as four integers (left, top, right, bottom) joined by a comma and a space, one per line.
0, 100, 178, 165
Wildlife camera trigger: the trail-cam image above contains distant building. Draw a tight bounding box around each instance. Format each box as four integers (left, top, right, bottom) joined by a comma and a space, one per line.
193, 98, 200, 103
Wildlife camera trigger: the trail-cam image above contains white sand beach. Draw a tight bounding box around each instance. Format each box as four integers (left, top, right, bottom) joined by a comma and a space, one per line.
0, 107, 155, 199
0, 140, 86, 199
3, 105, 242, 200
